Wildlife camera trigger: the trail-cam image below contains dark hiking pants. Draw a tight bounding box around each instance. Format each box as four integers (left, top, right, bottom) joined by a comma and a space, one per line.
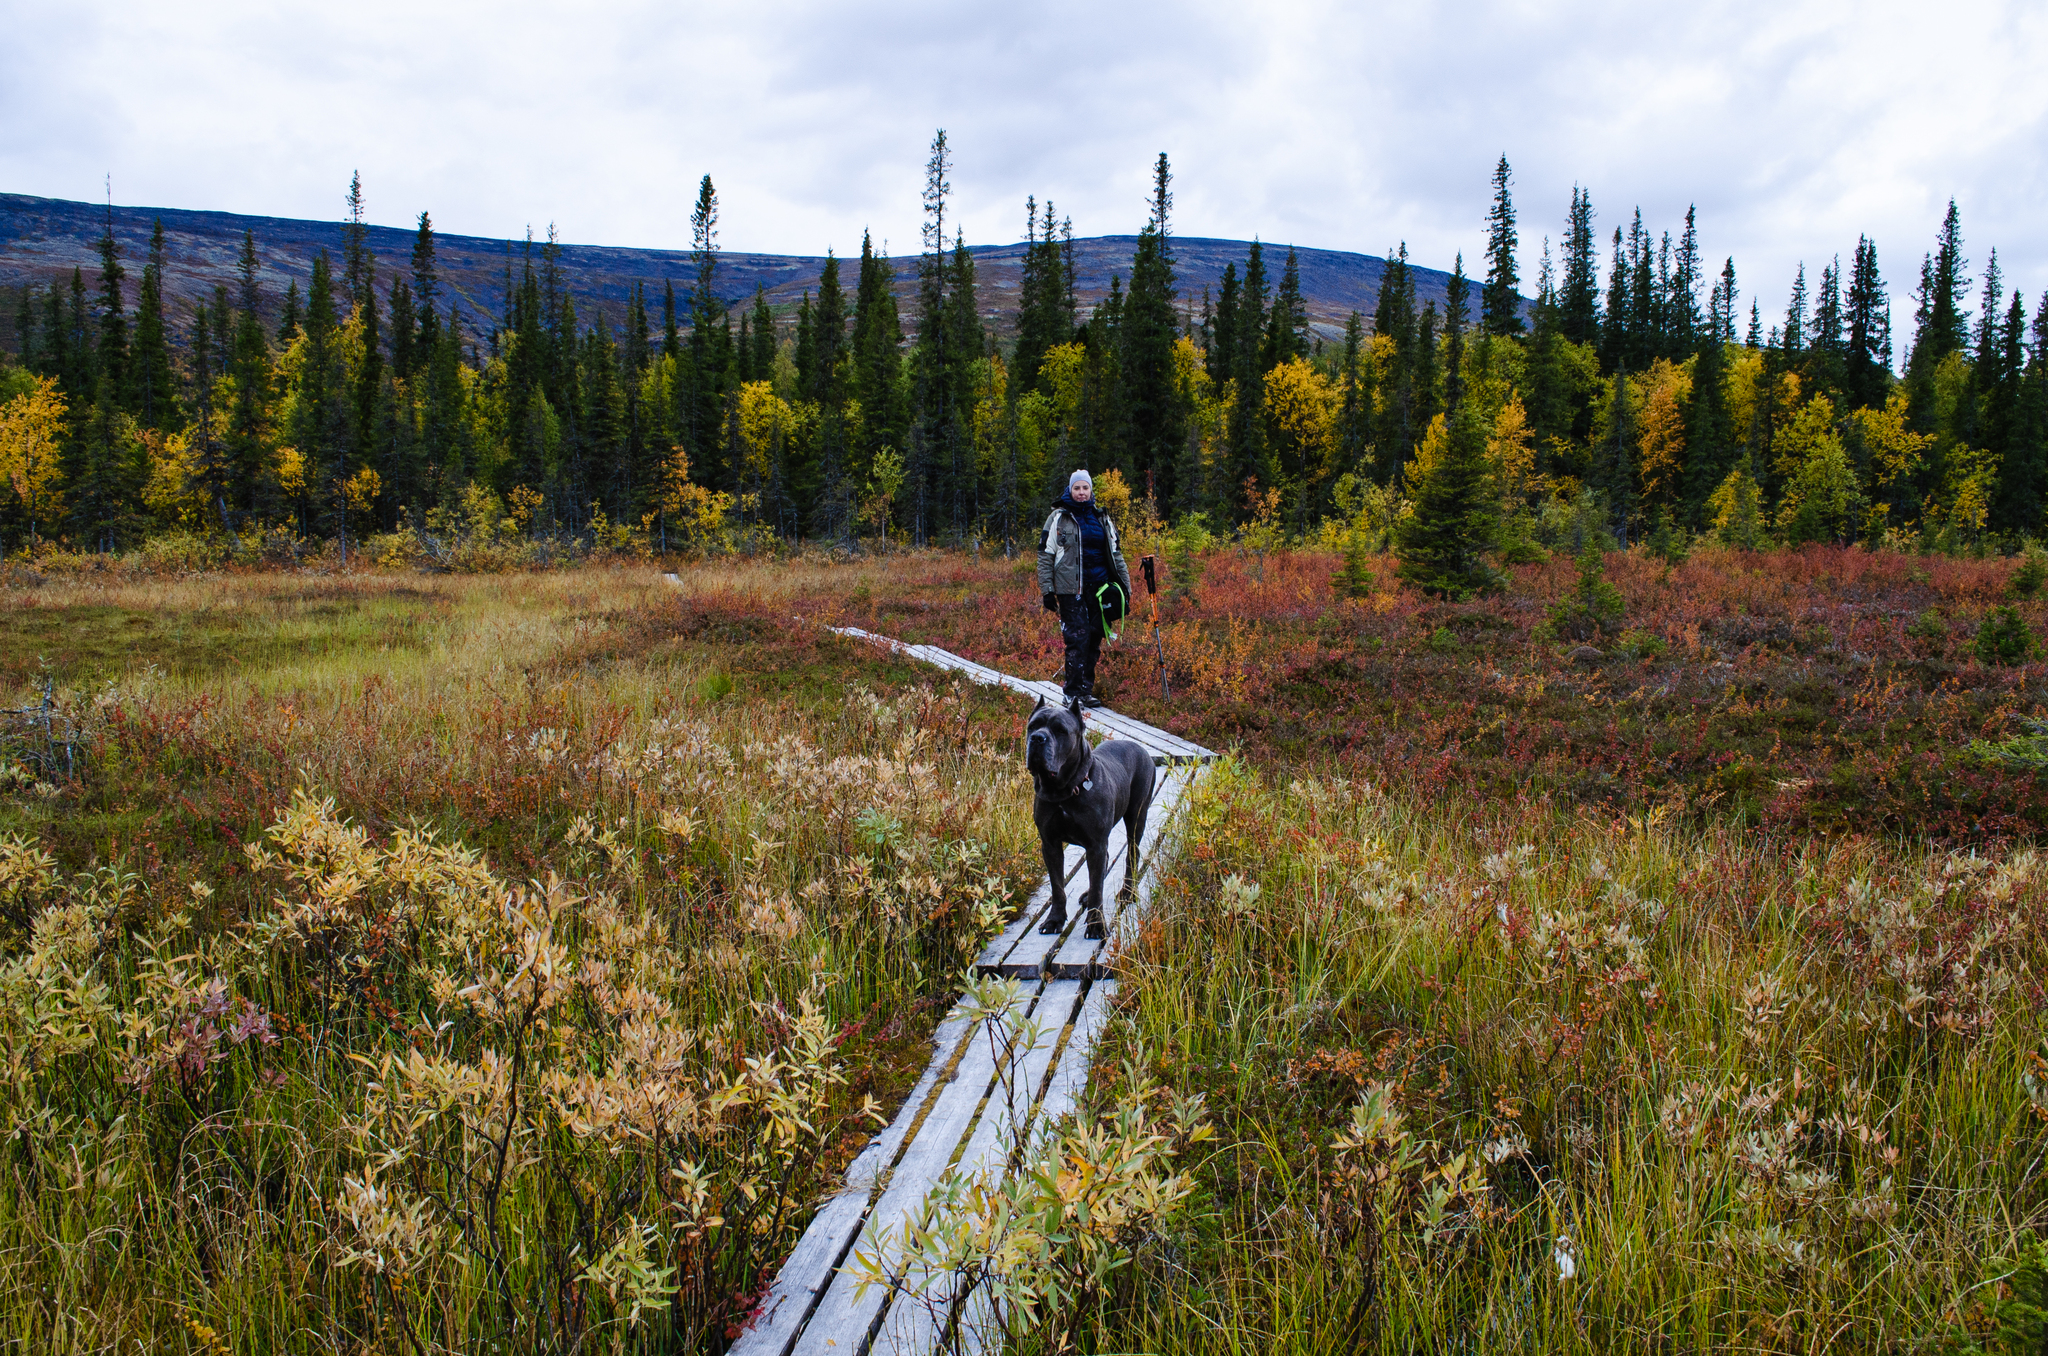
1058, 594, 1102, 699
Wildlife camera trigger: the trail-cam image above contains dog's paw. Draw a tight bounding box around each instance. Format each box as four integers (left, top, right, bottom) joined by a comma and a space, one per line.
1085, 914, 1106, 941
1037, 911, 1067, 935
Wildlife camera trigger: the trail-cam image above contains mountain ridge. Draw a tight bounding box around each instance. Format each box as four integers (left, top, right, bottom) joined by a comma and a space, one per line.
2, 192, 1499, 351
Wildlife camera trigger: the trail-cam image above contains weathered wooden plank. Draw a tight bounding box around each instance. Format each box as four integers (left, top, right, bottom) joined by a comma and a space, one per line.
870, 981, 1087, 1356
1044, 771, 1187, 977
973, 842, 1084, 971
727, 1013, 976, 1355
942, 980, 1120, 1356
982, 819, 1130, 979
788, 978, 1050, 1356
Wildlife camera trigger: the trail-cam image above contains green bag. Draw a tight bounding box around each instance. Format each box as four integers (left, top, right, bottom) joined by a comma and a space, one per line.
1094, 581, 1129, 639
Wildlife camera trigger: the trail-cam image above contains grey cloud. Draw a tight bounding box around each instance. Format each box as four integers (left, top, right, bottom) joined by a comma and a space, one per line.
3, 0, 2042, 317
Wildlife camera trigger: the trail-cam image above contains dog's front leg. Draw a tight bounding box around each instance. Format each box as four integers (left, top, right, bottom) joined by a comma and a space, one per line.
1083, 837, 1109, 940
1036, 830, 1069, 934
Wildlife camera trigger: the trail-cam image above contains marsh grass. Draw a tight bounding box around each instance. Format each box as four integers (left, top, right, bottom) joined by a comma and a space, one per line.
1044, 761, 2048, 1353
0, 565, 1039, 1352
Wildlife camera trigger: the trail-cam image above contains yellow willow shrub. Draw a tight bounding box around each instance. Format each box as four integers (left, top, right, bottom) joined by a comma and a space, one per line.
855, 976, 1212, 1352
0, 674, 1035, 1351
261, 792, 882, 1348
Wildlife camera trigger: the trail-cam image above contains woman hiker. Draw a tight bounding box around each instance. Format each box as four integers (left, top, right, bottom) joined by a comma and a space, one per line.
1037, 468, 1133, 709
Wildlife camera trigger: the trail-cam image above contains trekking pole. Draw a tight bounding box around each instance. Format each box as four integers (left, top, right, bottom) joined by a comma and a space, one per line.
1142, 555, 1168, 699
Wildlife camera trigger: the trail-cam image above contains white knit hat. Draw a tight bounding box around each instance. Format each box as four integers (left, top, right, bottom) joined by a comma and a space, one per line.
1068, 469, 1093, 494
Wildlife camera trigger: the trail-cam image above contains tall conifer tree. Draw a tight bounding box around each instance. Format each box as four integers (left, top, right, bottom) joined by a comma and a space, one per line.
1481, 155, 1523, 337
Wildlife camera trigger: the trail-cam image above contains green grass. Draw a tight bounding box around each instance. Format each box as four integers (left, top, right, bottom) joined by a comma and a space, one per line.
1024, 761, 2048, 1354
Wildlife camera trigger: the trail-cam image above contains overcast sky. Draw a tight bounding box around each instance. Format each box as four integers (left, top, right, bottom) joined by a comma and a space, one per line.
7, 0, 2045, 324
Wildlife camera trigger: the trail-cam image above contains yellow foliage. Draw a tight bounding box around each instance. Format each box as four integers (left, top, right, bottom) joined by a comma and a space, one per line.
1723, 346, 1766, 440
274, 446, 307, 499
1094, 467, 1134, 521
1770, 393, 1842, 480
1487, 398, 1541, 502
1853, 390, 1932, 498
0, 376, 68, 533
657, 445, 735, 555
141, 429, 208, 528
732, 381, 796, 483
343, 468, 382, 514
1171, 336, 1213, 407
1261, 358, 1339, 483
1635, 359, 1692, 503
1037, 343, 1087, 427
1405, 414, 1449, 494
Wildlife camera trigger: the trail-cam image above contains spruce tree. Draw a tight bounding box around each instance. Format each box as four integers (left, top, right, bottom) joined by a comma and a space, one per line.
811, 250, 846, 405
1845, 236, 1890, 410
685, 177, 723, 485
749, 287, 775, 380
342, 172, 372, 306
1669, 206, 1703, 354
1681, 324, 1735, 524
1601, 226, 1630, 372
908, 129, 955, 543
942, 229, 984, 535
1208, 262, 1239, 387
412, 212, 441, 354
1480, 155, 1523, 337
1227, 240, 1270, 507
296, 250, 352, 542
279, 280, 301, 344
130, 219, 180, 429
230, 234, 272, 517
389, 276, 417, 379
1906, 199, 1970, 422
1014, 197, 1070, 395
1782, 264, 1809, 358
94, 211, 128, 404
1396, 257, 1496, 597
1123, 154, 1183, 507
1714, 258, 1739, 345
851, 230, 904, 472
1261, 247, 1307, 370
1559, 187, 1601, 348
1597, 366, 1636, 541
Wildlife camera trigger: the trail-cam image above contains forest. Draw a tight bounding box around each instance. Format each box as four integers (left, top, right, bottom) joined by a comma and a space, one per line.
2, 138, 2046, 571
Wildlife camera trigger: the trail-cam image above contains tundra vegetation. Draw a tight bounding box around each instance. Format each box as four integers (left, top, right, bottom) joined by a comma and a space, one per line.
2, 144, 2047, 1353
1, 540, 2043, 1354
0, 566, 1040, 1351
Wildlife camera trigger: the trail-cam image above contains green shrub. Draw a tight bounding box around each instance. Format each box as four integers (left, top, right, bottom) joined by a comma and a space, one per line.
1974, 606, 2041, 667
1616, 627, 1668, 659
1907, 608, 1949, 649
1497, 537, 1549, 565
1646, 507, 1690, 565
1941, 1231, 2048, 1353
2008, 550, 2048, 600
1332, 527, 1376, 600
1427, 626, 1459, 654
1547, 547, 1626, 641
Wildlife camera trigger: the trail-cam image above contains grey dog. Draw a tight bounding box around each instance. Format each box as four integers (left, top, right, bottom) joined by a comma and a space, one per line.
1025, 696, 1157, 940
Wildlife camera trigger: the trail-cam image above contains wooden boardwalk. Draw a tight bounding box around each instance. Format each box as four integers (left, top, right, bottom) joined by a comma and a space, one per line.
728, 627, 1215, 1356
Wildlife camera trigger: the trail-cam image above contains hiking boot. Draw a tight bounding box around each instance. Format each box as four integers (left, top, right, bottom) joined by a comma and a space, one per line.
1079, 694, 1107, 709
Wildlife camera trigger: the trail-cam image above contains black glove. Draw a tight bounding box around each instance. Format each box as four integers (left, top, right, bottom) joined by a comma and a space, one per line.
1042, 592, 1058, 614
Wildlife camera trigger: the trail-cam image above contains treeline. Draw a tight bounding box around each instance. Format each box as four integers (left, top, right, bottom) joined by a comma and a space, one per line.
2, 142, 2045, 563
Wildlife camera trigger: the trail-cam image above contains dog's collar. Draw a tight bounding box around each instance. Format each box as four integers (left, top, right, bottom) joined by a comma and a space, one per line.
1036, 745, 1096, 802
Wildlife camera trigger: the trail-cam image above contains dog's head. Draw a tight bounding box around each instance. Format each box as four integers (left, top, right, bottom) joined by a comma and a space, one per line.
1026, 696, 1088, 784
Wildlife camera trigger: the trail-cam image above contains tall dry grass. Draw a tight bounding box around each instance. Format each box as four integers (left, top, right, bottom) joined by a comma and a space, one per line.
1041, 761, 2048, 1354
0, 567, 1038, 1352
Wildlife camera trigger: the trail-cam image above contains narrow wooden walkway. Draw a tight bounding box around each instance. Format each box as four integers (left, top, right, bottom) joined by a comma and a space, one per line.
729, 628, 1216, 1356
